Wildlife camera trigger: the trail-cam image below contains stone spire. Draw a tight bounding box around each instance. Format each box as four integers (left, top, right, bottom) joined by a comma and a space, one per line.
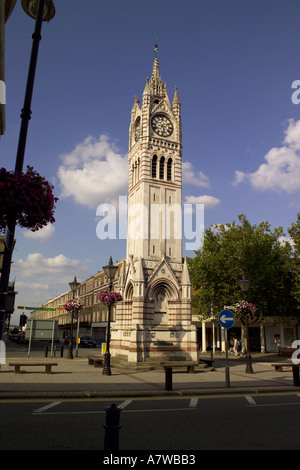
181, 256, 191, 286
172, 86, 180, 107
149, 40, 164, 99
172, 86, 181, 118
181, 256, 191, 301
149, 57, 164, 98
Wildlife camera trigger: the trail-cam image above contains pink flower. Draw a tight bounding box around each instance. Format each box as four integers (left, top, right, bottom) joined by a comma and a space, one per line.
97, 291, 123, 306
0, 166, 58, 232
64, 298, 83, 312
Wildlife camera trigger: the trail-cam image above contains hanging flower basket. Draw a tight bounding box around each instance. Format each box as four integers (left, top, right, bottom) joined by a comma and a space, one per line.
64, 298, 83, 312
98, 291, 123, 306
0, 166, 58, 233
235, 301, 257, 319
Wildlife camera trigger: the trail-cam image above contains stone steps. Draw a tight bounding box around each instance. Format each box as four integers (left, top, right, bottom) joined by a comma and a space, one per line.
110, 355, 213, 372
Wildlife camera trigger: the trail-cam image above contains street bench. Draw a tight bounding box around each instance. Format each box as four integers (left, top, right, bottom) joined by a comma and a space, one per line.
87, 356, 104, 368
199, 359, 214, 368
161, 361, 198, 374
271, 362, 300, 386
272, 362, 293, 372
160, 361, 199, 391
9, 362, 58, 374
278, 348, 297, 357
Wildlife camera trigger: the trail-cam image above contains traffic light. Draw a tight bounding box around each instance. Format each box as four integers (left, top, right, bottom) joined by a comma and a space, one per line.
6, 281, 17, 315
19, 314, 27, 327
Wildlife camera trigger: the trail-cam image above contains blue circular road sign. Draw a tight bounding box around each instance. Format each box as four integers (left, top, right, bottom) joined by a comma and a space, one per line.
218, 310, 235, 329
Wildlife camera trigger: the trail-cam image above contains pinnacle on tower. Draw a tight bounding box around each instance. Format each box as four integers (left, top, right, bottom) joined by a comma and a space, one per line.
172, 86, 180, 106
149, 57, 164, 98
149, 39, 164, 99
154, 38, 158, 57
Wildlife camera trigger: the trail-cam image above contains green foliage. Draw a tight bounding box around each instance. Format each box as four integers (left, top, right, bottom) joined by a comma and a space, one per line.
288, 213, 300, 305
188, 214, 298, 320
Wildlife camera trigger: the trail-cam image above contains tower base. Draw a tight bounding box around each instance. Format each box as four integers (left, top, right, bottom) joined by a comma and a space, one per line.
111, 324, 198, 363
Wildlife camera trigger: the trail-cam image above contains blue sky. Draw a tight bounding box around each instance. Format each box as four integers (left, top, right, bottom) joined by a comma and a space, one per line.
2, 0, 300, 322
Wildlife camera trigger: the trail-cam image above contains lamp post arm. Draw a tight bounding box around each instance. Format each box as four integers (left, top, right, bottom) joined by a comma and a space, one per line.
15, 0, 45, 173
0, 0, 46, 340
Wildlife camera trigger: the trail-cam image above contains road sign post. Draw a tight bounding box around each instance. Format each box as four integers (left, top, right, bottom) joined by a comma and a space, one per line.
218, 310, 235, 388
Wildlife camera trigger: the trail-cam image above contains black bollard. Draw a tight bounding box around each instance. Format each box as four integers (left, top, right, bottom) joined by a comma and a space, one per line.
60, 345, 64, 357
292, 365, 300, 386
165, 367, 172, 391
103, 403, 122, 450
44, 344, 48, 357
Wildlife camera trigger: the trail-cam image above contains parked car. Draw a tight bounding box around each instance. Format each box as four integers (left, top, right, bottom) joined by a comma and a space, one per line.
79, 336, 96, 348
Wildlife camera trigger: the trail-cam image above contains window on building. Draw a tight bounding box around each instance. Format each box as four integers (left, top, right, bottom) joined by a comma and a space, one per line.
167, 158, 172, 181
159, 156, 165, 179
152, 155, 157, 178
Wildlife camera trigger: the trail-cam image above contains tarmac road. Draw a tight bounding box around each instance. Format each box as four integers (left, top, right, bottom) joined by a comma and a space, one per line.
1, 393, 300, 450
2, 336, 300, 452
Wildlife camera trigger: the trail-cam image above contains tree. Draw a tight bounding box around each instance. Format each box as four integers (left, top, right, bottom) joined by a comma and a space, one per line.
287, 213, 300, 305
188, 214, 297, 320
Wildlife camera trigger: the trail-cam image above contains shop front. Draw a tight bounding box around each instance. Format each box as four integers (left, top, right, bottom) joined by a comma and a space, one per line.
91, 322, 107, 347
193, 316, 299, 353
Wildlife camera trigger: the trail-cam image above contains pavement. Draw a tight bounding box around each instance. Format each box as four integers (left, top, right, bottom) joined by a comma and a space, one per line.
1, 336, 299, 399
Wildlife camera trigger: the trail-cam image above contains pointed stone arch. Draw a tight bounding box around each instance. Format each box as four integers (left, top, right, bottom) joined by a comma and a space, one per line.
125, 281, 134, 300
148, 278, 179, 300
148, 279, 178, 325
167, 157, 172, 181
151, 154, 158, 179
159, 156, 165, 180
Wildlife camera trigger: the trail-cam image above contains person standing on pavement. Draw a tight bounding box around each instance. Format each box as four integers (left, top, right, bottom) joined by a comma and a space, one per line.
233, 338, 240, 356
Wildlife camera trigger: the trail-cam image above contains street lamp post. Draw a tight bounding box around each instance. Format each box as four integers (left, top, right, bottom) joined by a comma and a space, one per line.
238, 274, 254, 374
0, 0, 55, 340
68, 276, 80, 359
102, 257, 118, 376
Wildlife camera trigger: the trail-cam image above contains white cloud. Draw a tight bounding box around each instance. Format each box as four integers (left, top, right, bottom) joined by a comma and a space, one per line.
184, 195, 220, 209
57, 134, 128, 209
233, 119, 300, 192
182, 161, 210, 187
23, 224, 55, 241
278, 235, 295, 248
283, 119, 300, 150
15, 281, 50, 291
13, 253, 90, 281
12, 254, 91, 312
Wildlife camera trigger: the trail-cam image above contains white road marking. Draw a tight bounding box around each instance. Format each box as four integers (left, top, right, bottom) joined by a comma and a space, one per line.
189, 398, 198, 408
246, 402, 300, 408
245, 396, 257, 406
32, 405, 195, 415
34, 401, 61, 413
118, 400, 132, 409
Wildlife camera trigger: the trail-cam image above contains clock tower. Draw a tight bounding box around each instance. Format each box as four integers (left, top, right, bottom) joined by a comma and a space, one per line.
111, 47, 197, 363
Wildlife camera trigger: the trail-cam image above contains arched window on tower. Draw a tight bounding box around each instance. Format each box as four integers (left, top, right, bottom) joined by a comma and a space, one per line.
159, 156, 165, 180
131, 164, 134, 187
152, 155, 157, 178
167, 158, 172, 181
137, 158, 140, 181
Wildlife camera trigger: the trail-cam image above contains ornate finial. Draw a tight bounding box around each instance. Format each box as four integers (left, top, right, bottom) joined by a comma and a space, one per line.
154, 38, 158, 57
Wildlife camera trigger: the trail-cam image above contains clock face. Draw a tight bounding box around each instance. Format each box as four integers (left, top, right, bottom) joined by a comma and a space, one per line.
151, 114, 173, 137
